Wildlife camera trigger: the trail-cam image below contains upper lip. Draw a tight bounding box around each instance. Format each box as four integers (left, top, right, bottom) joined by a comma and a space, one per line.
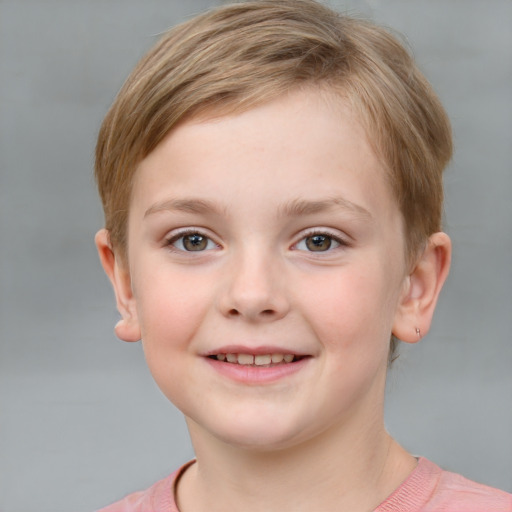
203, 345, 310, 357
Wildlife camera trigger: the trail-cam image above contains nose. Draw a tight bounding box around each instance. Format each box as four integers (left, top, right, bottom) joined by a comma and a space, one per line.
217, 250, 290, 322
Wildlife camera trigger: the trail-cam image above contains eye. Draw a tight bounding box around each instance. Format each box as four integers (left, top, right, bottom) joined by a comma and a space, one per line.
294, 232, 343, 252
169, 232, 217, 252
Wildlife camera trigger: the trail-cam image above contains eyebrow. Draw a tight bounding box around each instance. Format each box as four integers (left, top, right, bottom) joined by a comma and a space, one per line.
144, 196, 372, 220
144, 198, 224, 218
278, 197, 373, 220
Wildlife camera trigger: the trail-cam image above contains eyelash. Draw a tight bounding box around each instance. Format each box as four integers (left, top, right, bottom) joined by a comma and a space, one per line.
164, 228, 349, 254
165, 229, 219, 253
293, 229, 349, 253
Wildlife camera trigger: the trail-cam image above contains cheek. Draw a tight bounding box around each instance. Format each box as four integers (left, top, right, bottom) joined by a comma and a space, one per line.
132, 268, 212, 351
298, 263, 400, 352
132, 272, 213, 405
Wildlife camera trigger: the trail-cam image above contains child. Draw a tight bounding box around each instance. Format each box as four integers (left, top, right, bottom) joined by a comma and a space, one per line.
94, 1, 512, 510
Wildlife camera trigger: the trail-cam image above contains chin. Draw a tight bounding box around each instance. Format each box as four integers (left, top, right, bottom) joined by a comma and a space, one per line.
196, 413, 317, 453
220, 432, 302, 452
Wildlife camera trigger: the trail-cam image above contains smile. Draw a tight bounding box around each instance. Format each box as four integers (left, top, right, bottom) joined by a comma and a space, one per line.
205, 350, 311, 384
209, 353, 303, 366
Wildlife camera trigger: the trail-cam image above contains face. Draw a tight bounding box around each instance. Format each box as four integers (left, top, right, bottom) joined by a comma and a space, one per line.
117, 89, 412, 450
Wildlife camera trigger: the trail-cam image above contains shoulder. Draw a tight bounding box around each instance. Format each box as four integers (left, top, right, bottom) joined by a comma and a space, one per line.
431, 462, 512, 512
95, 461, 194, 512
377, 458, 512, 512
95, 474, 175, 512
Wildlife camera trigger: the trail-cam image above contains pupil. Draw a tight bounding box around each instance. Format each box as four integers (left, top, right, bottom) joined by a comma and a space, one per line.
184, 234, 207, 251
306, 235, 331, 251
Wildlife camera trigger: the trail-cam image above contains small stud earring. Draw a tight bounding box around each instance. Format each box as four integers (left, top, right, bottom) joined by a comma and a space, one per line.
415, 327, 421, 339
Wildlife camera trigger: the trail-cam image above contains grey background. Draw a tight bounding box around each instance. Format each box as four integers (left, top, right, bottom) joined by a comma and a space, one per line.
0, 0, 511, 510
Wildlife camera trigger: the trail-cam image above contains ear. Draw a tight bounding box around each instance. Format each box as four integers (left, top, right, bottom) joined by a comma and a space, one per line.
95, 229, 141, 342
392, 232, 451, 343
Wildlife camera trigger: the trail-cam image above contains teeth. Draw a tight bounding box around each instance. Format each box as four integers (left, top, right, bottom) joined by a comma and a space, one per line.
214, 353, 298, 365
271, 353, 284, 363
254, 354, 272, 366
238, 354, 254, 365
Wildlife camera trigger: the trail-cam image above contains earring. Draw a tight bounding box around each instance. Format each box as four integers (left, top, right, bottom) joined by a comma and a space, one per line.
415, 327, 421, 339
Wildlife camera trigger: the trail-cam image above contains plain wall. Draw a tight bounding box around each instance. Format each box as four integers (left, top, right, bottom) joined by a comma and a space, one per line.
0, 1, 511, 510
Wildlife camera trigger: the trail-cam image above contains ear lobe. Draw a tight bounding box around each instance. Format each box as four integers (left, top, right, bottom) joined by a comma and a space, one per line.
392, 232, 451, 343
95, 229, 141, 343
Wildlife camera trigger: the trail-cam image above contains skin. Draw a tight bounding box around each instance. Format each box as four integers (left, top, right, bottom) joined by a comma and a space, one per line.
96, 89, 451, 512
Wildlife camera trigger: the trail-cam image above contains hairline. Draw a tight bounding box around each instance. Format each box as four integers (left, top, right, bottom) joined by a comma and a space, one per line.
112, 82, 422, 268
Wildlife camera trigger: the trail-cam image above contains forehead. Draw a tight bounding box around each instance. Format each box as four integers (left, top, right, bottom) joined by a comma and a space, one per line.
130, 89, 399, 227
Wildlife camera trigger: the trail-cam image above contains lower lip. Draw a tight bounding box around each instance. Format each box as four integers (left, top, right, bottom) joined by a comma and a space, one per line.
204, 357, 310, 384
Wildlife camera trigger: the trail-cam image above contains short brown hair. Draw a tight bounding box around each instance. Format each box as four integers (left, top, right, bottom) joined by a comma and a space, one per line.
96, 0, 452, 264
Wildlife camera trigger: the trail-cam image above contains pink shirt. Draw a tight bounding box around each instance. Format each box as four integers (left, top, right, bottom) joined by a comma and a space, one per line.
97, 458, 512, 512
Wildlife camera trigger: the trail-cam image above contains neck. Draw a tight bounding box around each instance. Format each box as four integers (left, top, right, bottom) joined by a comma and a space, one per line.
177, 411, 416, 512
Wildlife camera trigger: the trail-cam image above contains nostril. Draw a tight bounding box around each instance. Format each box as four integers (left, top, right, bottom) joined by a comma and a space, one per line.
227, 308, 275, 318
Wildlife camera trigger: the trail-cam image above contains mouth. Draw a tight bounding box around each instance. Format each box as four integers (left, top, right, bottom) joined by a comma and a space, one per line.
207, 353, 307, 367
